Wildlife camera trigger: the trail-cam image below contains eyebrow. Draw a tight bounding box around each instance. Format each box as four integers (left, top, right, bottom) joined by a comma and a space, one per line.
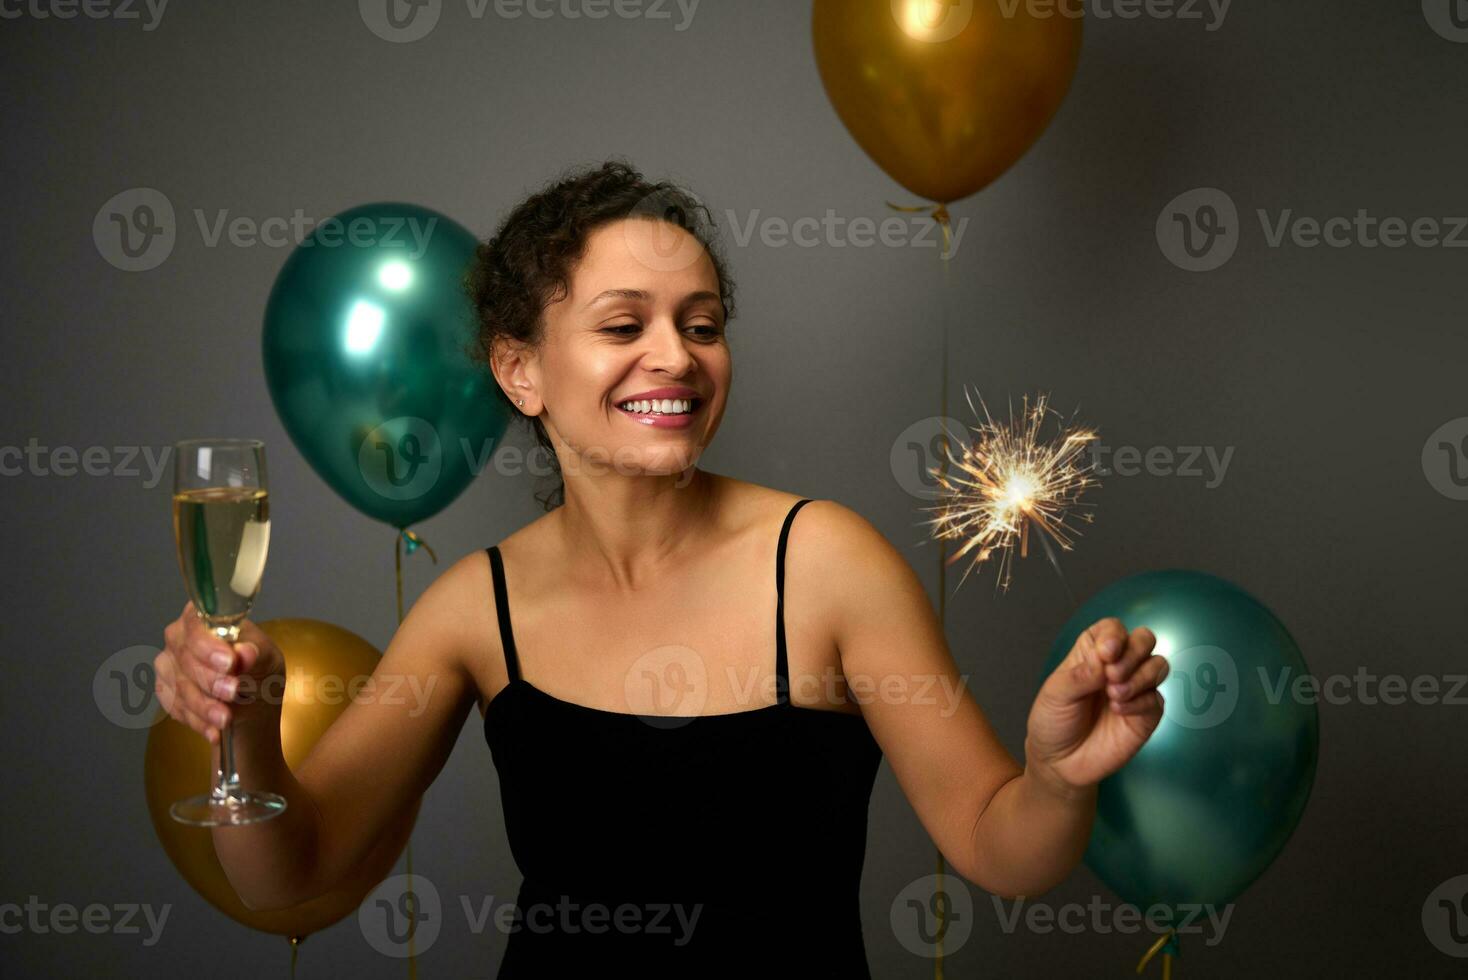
582, 288, 723, 312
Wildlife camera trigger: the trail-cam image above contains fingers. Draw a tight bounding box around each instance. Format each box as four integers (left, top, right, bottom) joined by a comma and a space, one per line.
159, 604, 246, 742
1105, 626, 1158, 687
1107, 649, 1170, 703
236, 618, 270, 653
1052, 619, 1169, 713
1046, 617, 1126, 704
1061, 617, 1127, 677
181, 617, 236, 695
153, 647, 224, 741
1111, 688, 1165, 720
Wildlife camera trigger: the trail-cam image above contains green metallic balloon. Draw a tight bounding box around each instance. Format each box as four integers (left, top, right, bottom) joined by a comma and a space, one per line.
1040, 570, 1318, 919
262, 202, 508, 529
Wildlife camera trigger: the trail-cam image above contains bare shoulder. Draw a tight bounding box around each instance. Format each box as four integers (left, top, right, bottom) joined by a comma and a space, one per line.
404, 545, 498, 663
455, 510, 563, 712
777, 493, 923, 643
716, 475, 897, 565
785, 494, 903, 568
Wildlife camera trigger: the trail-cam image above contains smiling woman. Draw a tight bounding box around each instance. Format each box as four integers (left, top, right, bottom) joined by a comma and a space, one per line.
464, 159, 738, 510
160, 159, 1170, 979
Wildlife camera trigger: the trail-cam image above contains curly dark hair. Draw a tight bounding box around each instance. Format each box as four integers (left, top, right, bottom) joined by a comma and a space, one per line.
463, 159, 737, 511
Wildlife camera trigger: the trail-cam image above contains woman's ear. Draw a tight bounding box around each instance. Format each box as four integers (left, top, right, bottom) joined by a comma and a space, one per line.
491, 339, 539, 413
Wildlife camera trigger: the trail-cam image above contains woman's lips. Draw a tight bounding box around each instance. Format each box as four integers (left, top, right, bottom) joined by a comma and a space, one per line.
615, 399, 702, 429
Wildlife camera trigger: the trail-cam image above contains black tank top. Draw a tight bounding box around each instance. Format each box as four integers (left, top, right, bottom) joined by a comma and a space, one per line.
481, 498, 884, 976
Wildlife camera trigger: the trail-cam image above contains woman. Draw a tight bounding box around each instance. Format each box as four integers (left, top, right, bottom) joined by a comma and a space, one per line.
154, 160, 1168, 976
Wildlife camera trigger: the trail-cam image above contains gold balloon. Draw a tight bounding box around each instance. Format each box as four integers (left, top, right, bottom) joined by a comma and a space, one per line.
813, 0, 1084, 204
145, 618, 420, 937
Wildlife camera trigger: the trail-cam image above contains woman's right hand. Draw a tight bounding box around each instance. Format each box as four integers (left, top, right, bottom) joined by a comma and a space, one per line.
155, 601, 286, 743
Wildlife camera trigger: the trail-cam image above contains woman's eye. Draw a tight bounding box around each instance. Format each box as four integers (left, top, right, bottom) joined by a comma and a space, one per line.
600, 323, 723, 338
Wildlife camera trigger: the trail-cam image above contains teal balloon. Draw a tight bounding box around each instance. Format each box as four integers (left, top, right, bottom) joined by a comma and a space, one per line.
262, 202, 508, 528
1040, 570, 1318, 921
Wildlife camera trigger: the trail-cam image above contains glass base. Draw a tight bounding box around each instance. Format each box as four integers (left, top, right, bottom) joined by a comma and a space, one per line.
170, 790, 288, 827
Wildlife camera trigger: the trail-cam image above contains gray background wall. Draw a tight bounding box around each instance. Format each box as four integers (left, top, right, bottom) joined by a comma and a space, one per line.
3, 1, 1465, 976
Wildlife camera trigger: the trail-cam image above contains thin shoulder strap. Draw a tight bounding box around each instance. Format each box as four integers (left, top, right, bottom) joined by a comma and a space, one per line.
775, 498, 815, 706
485, 545, 522, 683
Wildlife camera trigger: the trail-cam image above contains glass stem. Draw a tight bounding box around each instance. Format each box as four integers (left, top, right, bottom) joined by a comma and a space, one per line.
210, 623, 243, 803
213, 722, 242, 802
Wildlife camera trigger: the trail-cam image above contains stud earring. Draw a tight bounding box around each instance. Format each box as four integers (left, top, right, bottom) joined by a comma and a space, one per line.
517, 398, 524, 406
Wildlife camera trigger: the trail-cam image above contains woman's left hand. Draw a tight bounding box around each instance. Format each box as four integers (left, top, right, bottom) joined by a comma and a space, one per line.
1024, 617, 1169, 796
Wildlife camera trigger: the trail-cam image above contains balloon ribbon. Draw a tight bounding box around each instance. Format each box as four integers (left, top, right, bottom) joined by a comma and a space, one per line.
1137, 929, 1180, 978
896, 196, 956, 979
887, 201, 954, 260
395, 528, 439, 623
395, 526, 437, 979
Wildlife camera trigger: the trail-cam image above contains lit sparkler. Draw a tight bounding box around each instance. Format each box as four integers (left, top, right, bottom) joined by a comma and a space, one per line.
922, 389, 1100, 593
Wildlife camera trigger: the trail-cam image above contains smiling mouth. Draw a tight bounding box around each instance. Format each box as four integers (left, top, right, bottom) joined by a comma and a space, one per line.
615, 397, 703, 417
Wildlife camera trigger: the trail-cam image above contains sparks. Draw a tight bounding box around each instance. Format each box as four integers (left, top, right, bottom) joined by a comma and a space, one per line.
921, 388, 1100, 593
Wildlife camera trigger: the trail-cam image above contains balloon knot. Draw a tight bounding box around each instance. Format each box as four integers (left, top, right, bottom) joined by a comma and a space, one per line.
398, 528, 438, 563
885, 199, 954, 260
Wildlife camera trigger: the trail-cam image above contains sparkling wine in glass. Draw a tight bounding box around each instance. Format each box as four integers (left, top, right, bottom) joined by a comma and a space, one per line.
169, 438, 287, 826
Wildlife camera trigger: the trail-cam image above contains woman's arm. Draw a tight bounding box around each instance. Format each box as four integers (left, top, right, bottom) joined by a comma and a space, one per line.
791, 500, 1164, 899
200, 552, 487, 911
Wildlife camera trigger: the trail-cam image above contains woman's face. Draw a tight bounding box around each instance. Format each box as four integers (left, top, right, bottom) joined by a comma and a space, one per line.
521, 217, 731, 479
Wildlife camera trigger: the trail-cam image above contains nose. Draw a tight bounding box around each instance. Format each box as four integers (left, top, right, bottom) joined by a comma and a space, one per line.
641, 317, 698, 376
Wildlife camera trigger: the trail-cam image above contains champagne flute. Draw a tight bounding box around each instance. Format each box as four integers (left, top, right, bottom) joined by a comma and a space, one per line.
169, 438, 287, 825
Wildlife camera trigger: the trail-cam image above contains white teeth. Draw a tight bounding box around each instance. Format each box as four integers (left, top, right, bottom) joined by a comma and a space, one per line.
618, 398, 694, 415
